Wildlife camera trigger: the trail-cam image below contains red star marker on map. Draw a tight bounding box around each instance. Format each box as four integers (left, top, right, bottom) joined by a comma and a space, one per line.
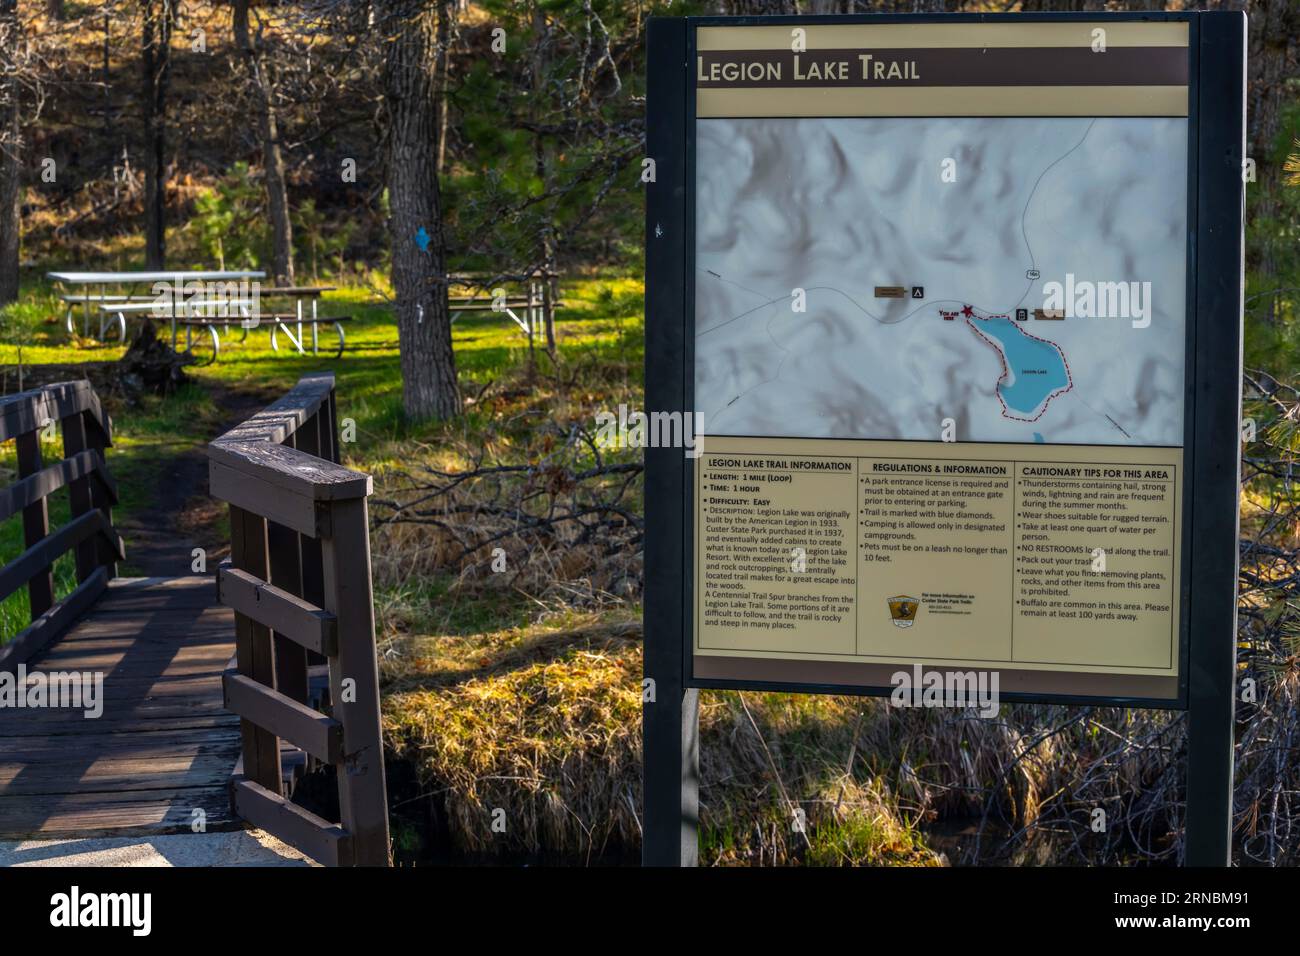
961, 304, 975, 318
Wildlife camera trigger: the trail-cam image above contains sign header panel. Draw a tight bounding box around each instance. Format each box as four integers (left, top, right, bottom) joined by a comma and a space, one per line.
695, 21, 1189, 116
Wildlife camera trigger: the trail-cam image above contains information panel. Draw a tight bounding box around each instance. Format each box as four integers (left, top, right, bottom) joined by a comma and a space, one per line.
687, 20, 1193, 702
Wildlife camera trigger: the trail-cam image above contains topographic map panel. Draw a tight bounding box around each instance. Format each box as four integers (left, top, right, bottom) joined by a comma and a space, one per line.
694, 116, 1188, 447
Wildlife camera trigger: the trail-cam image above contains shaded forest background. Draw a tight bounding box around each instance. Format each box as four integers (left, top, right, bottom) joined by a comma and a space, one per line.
1, 0, 1299, 866
1, 0, 658, 416
1, 1, 1298, 385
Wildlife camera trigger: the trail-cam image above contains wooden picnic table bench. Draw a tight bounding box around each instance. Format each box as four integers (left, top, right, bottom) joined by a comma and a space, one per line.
94, 284, 349, 363
448, 294, 542, 308
57, 294, 150, 335
256, 286, 348, 358
176, 314, 352, 363
261, 286, 337, 297
72, 292, 253, 341
100, 297, 255, 362
47, 270, 265, 341
440, 270, 563, 339
446, 288, 565, 335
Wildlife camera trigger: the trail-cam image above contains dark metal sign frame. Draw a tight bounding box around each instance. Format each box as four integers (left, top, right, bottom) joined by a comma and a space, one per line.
645, 11, 1244, 866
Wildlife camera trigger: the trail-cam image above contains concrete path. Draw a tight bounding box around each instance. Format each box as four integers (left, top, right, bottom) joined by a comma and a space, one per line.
0, 828, 317, 866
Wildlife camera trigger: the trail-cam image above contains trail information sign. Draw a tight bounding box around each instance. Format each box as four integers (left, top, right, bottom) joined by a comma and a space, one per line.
692, 20, 1191, 702
644, 11, 1244, 865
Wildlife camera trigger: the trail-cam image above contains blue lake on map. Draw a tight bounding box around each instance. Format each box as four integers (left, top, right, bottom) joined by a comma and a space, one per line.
970, 317, 1070, 416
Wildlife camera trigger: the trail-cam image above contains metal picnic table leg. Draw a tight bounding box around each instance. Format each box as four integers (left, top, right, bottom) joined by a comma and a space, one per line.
205, 323, 220, 365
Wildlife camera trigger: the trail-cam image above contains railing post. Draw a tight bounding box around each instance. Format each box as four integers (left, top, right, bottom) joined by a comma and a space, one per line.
267, 433, 310, 705
229, 503, 283, 795
325, 387, 340, 464
61, 410, 98, 582
15, 428, 54, 618
85, 411, 115, 579
209, 374, 389, 866
268, 517, 309, 705
320, 493, 390, 866
541, 268, 554, 345
293, 410, 328, 669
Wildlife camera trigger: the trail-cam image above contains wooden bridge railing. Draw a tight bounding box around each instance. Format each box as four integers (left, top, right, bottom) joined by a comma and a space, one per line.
208, 371, 390, 866
0, 381, 123, 672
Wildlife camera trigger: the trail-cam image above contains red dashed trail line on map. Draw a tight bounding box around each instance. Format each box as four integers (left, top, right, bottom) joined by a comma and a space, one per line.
961, 309, 1074, 424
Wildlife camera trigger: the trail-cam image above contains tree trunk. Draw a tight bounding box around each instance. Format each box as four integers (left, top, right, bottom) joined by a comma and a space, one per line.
0, 0, 20, 305
142, 0, 172, 270
0, 107, 18, 306
531, 4, 557, 359
233, 0, 294, 285
102, 13, 112, 146
434, 0, 452, 175
378, 0, 460, 421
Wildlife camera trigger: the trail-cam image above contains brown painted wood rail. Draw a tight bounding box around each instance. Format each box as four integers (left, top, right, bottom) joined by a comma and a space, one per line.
209, 370, 390, 866
0, 380, 124, 672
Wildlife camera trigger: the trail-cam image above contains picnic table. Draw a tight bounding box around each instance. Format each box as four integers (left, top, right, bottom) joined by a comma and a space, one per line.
47, 270, 266, 342
446, 271, 562, 334
95, 284, 348, 365
258, 286, 349, 357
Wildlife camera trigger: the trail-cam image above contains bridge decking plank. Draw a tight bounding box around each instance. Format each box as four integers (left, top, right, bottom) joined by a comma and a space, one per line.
0, 576, 243, 838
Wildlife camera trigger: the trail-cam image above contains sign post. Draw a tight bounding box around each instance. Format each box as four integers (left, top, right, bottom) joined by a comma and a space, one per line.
644, 11, 1244, 867
644, 14, 698, 867
1184, 12, 1246, 868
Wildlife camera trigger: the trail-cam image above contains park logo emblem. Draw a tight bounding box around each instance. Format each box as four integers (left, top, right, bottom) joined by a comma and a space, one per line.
887, 595, 921, 629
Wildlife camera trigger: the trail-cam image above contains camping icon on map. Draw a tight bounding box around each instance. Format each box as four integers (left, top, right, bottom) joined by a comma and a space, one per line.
888, 596, 921, 628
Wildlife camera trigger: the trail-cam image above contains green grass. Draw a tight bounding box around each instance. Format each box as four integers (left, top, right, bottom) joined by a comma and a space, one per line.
0, 273, 645, 642
0, 436, 78, 639
178, 276, 645, 448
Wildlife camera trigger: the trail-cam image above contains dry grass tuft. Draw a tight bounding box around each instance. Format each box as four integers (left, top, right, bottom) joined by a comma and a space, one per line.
383, 626, 643, 861
383, 621, 941, 866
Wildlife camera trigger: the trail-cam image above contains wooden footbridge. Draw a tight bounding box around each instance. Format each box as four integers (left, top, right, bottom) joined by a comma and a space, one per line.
0, 373, 390, 865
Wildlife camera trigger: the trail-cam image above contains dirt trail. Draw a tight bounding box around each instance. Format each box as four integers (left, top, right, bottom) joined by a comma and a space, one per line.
117, 382, 277, 578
